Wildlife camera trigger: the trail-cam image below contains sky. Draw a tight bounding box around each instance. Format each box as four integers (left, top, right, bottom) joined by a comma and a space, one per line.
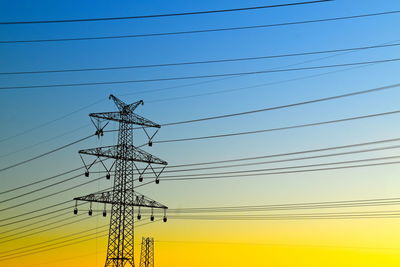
1, 0, 400, 266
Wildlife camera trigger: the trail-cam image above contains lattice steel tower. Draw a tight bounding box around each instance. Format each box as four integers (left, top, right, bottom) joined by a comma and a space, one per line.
139, 237, 154, 267
73, 95, 168, 267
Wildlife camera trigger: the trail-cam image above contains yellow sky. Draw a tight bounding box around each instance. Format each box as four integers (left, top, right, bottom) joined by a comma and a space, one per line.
4, 218, 400, 267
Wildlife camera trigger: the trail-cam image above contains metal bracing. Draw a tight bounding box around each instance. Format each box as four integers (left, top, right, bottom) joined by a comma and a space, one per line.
74, 191, 167, 209
79, 145, 167, 165
73, 94, 168, 267
139, 237, 154, 267
90, 112, 160, 128
109, 95, 143, 114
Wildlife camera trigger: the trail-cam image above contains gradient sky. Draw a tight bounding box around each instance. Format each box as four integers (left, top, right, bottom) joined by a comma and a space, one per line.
1, 0, 400, 266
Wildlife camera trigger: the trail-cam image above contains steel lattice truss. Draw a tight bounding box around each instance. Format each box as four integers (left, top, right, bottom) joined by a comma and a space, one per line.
74, 191, 167, 209
79, 145, 167, 165
139, 237, 154, 267
73, 94, 168, 267
90, 111, 160, 128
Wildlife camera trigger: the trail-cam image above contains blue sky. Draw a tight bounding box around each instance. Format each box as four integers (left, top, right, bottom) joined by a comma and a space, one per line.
1, 0, 400, 226
3, 1, 400, 266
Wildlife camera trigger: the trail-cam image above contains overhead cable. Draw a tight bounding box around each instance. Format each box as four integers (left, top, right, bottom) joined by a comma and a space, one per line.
0, 1, 331, 25
2, 58, 400, 90
1, 10, 398, 44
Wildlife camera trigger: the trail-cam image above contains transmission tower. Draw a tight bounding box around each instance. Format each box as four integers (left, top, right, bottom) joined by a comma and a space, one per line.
139, 237, 154, 267
73, 94, 168, 267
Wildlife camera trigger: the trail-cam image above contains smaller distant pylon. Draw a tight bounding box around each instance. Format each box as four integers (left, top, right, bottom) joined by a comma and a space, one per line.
140, 237, 155, 267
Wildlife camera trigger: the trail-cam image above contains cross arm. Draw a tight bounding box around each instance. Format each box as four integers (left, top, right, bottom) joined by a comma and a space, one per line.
74, 190, 168, 209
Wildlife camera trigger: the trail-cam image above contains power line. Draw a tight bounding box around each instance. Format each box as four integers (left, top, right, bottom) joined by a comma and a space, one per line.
169, 199, 400, 213
4, 45, 366, 157
6, 196, 400, 242
1, 161, 105, 202
0, 51, 381, 164
4, 196, 400, 257
2, 58, 400, 90
95, 200, 400, 214
171, 210, 400, 217
0, 41, 393, 161
156, 144, 400, 174
0, 182, 151, 231
0, 223, 107, 255
2, 207, 399, 257
4, 147, 391, 233
3, 106, 400, 175
154, 240, 400, 251
0, 217, 100, 247
4, 154, 396, 224
137, 38, 399, 101
0, 209, 76, 236
2, 205, 400, 260
168, 212, 400, 221
0, 220, 157, 262
0, 41, 386, 146
2, 37, 394, 147
2, 141, 398, 233
0, 209, 100, 244
0, 205, 89, 237
2, 81, 398, 176
4, 147, 397, 217
2, 42, 399, 75
0, 58, 370, 169
0, 100, 102, 144
2, 37, 360, 145
1, 10, 398, 44
0, 214, 93, 245
155, 155, 400, 179
161, 160, 400, 182
1, 144, 398, 236
163, 137, 400, 168
20, 251, 107, 267
1, 210, 397, 263
155, 109, 400, 143
99, 200, 400, 215
0, 203, 87, 235
7, 137, 400, 189
0, 124, 90, 159
0, 1, 331, 25
92, 142, 400, 174
0, 135, 93, 172
0, 229, 109, 262
0, 210, 72, 232
0, 176, 106, 212
0, 200, 71, 225
2, 209, 400, 262
0, 173, 83, 203
158, 83, 400, 127
1, 136, 394, 206
2, 100, 400, 181
146, 64, 376, 104
0, 166, 83, 194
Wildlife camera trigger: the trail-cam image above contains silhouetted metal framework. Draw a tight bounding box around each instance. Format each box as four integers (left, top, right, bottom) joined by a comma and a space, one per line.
139, 237, 154, 267
73, 95, 168, 267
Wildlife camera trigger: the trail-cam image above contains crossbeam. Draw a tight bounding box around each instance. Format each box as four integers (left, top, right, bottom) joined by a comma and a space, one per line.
79, 145, 167, 165
74, 190, 167, 209
90, 112, 160, 128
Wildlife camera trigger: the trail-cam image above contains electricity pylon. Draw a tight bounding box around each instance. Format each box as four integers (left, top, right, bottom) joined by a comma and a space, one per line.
139, 237, 154, 267
73, 95, 168, 267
